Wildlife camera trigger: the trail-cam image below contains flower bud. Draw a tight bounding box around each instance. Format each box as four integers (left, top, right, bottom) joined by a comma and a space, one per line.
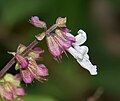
35, 32, 45, 41
56, 17, 67, 27
30, 16, 46, 28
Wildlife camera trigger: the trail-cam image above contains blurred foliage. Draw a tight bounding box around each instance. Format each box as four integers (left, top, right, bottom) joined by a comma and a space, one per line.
0, 0, 120, 101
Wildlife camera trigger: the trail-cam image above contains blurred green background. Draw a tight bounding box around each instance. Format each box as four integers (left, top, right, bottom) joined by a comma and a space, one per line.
0, 0, 120, 101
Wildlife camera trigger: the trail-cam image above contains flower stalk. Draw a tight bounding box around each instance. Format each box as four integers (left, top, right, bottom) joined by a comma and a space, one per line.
0, 16, 98, 101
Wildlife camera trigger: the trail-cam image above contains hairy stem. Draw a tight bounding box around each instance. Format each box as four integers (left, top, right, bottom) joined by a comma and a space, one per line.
0, 24, 58, 78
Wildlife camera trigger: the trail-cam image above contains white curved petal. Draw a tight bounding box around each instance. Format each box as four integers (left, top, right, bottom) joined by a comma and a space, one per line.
67, 29, 97, 75
66, 33, 75, 37
73, 29, 87, 46
74, 45, 89, 56
67, 47, 97, 75
67, 47, 83, 59
66, 33, 76, 42
85, 54, 89, 59
77, 56, 97, 75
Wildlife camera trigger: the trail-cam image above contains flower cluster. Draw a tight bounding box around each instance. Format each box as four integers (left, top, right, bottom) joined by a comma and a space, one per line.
0, 16, 97, 101
14, 44, 48, 84
46, 28, 76, 60
0, 73, 25, 100
32, 16, 97, 75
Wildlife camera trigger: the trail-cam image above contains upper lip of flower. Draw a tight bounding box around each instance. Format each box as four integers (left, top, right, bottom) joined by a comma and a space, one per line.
72, 29, 87, 46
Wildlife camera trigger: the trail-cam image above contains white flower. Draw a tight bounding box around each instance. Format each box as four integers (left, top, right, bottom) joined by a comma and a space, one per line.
67, 30, 97, 75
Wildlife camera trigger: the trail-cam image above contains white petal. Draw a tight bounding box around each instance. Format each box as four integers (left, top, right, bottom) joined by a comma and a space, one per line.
74, 45, 89, 57
67, 46, 97, 75
77, 55, 97, 75
66, 33, 75, 38
73, 29, 87, 46
66, 29, 97, 75
67, 47, 83, 59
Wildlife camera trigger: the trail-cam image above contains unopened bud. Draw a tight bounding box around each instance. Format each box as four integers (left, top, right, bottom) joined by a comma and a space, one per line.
17, 44, 26, 54
35, 32, 45, 41
30, 16, 46, 28
56, 17, 67, 27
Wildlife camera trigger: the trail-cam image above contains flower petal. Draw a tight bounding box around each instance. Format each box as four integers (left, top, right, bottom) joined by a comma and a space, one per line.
4, 91, 13, 100
15, 74, 22, 81
54, 34, 72, 49
28, 47, 44, 59
67, 46, 97, 75
15, 54, 28, 69
73, 29, 87, 46
28, 58, 48, 77
61, 28, 71, 33
56, 29, 75, 43
33, 47, 44, 54
77, 55, 97, 75
55, 29, 75, 49
74, 45, 89, 58
15, 88, 26, 96
55, 30, 72, 48
55, 29, 67, 40
21, 69, 34, 84
67, 47, 83, 59
66, 33, 76, 43
0, 85, 13, 100
38, 64, 48, 76
47, 35, 63, 57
